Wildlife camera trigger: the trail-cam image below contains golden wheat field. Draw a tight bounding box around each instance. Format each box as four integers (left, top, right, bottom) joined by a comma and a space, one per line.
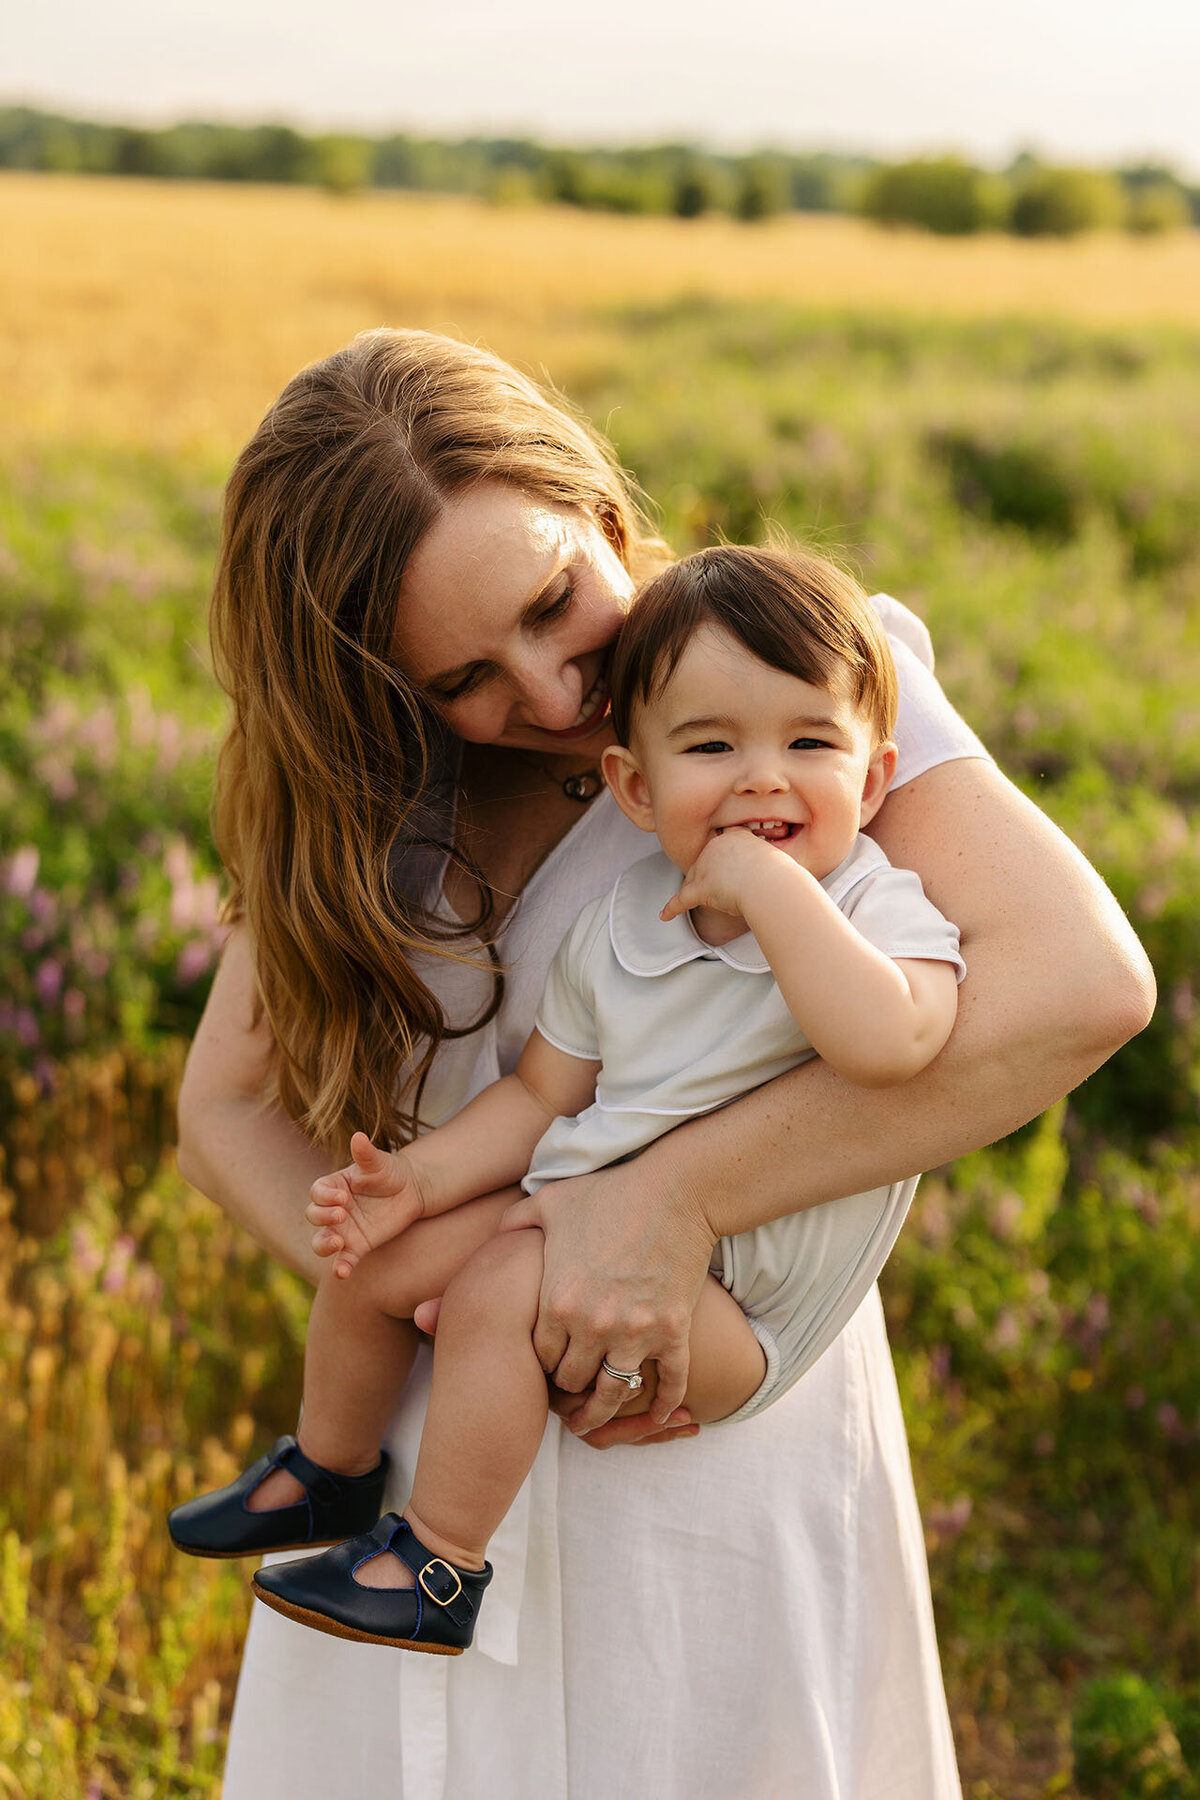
4, 171, 1200, 453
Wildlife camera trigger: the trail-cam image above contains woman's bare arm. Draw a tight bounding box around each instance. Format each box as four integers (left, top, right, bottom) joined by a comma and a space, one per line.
502, 757, 1157, 1433
176, 924, 330, 1284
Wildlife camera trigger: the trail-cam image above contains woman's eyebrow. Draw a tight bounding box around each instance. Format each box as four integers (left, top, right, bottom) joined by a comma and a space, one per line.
422, 566, 570, 693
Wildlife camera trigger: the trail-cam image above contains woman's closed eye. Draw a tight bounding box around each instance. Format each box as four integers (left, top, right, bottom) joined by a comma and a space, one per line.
431, 663, 493, 703
427, 585, 574, 703
534, 583, 574, 629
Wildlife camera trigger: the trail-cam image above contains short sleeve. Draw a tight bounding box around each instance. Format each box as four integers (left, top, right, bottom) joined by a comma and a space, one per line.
869, 593, 992, 789
841, 863, 967, 984
533, 898, 607, 1062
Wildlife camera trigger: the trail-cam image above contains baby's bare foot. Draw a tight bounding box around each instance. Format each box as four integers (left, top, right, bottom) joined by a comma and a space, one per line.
245, 1466, 306, 1512
352, 1552, 415, 1590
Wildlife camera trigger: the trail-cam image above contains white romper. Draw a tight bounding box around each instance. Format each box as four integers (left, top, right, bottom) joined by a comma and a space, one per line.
526, 836, 965, 1421
224, 596, 988, 1800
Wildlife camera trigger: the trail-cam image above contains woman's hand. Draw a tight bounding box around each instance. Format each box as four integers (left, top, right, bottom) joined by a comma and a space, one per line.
412, 1296, 702, 1448
495, 1159, 716, 1434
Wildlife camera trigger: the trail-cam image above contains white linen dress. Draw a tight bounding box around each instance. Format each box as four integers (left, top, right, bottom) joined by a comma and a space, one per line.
222, 597, 986, 1800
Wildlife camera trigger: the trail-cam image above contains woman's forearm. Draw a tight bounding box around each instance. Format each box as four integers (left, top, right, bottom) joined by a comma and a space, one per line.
177, 1094, 329, 1282
175, 922, 328, 1283
637, 757, 1156, 1241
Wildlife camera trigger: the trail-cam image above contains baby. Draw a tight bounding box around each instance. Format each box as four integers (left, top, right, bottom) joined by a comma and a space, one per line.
170, 544, 964, 1655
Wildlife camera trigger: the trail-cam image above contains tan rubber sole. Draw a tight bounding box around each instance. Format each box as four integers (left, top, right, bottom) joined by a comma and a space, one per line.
170, 1536, 345, 1559
251, 1579, 464, 1654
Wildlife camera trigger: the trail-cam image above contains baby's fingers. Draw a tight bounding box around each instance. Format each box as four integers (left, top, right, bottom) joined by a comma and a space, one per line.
334, 1250, 361, 1280
306, 1197, 346, 1229
310, 1225, 344, 1259
309, 1172, 352, 1210
660, 883, 699, 922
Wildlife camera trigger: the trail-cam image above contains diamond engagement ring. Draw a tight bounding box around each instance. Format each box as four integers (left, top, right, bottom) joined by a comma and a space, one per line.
601, 1358, 644, 1391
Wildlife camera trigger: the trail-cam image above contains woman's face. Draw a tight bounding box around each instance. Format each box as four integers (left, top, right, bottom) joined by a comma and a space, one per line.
392, 482, 634, 754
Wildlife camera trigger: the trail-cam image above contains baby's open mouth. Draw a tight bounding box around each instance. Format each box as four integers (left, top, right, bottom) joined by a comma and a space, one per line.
719, 820, 800, 843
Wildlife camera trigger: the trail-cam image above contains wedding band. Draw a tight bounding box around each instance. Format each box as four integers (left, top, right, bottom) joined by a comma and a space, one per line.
601, 1358, 644, 1391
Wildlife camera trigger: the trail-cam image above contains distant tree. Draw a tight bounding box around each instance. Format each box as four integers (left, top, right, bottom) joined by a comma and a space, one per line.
733, 157, 790, 223
254, 124, 309, 184
672, 155, 721, 219
311, 135, 372, 197
1125, 182, 1190, 234
1010, 167, 1127, 236
787, 153, 872, 214
546, 150, 587, 207
859, 156, 1002, 235
112, 127, 161, 179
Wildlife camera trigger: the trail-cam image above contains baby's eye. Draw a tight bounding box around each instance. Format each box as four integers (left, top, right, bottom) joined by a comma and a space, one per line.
790, 737, 830, 751
685, 740, 731, 755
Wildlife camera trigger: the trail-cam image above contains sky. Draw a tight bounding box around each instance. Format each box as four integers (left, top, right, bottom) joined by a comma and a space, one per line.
3, 0, 1197, 175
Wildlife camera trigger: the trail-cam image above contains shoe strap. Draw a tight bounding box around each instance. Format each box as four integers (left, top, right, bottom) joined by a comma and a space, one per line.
374, 1514, 488, 1631
269, 1436, 355, 1506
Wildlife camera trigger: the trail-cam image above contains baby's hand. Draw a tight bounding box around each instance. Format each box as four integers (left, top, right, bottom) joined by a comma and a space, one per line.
660, 827, 792, 923
306, 1132, 428, 1278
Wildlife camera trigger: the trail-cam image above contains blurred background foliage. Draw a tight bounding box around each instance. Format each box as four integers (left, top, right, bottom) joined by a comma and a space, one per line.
1, 102, 1197, 234
1, 186, 1197, 1797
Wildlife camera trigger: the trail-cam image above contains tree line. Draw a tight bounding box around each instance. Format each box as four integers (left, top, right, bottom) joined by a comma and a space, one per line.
1, 105, 1194, 236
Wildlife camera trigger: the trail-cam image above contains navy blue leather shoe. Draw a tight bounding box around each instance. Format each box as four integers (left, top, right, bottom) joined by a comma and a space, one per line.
252, 1512, 492, 1654
168, 1435, 388, 1558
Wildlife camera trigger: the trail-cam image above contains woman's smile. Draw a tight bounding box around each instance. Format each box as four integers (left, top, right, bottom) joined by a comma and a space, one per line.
538, 661, 612, 740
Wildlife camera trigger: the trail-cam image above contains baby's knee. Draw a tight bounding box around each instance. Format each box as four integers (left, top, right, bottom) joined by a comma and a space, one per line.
439, 1230, 543, 1341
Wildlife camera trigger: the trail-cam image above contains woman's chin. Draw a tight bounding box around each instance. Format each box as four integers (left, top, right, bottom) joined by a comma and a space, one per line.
500, 718, 617, 757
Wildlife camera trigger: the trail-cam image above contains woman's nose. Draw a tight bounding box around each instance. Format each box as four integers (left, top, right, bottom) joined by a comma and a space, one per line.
512, 653, 580, 731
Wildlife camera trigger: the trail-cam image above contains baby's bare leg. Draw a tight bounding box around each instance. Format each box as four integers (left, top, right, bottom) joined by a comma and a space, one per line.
402, 1230, 549, 1571
248, 1187, 520, 1512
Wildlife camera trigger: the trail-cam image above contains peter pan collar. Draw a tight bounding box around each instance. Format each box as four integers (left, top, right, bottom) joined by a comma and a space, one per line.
607, 837, 888, 979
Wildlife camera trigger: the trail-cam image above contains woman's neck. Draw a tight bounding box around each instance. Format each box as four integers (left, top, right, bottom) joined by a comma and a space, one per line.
446, 743, 605, 919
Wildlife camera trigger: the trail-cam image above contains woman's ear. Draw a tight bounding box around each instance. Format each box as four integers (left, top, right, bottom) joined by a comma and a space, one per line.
602, 745, 657, 833
857, 739, 899, 829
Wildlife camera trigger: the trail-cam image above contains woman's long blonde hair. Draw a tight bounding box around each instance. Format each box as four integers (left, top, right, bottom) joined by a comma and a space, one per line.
211, 329, 659, 1152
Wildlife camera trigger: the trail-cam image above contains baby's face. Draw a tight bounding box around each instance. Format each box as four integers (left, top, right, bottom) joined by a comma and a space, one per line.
606, 624, 894, 881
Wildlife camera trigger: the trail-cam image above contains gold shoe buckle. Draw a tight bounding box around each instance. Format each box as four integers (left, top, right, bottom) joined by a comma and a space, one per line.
418, 1559, 464, 1607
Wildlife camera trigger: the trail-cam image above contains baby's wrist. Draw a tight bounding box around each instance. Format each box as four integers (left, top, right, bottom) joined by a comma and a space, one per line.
394, 1145, 437, 1214
738, 850, 820, 920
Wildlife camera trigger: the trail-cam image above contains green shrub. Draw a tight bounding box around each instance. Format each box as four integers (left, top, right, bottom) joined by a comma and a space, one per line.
859, 156, 1005, 235
1072, 1674, 1194, 1797
733, 157, 790, 223
1126, 182, 1193, 235
930, 430, 1079, 538
1012, 167, 1128, 236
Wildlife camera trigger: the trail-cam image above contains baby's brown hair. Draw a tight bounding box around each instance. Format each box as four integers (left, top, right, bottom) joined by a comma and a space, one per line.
609, 544, 898, 747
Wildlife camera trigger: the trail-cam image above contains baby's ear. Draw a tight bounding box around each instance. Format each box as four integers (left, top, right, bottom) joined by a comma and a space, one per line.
602, 745, 657, 833
857, 739, 898, 829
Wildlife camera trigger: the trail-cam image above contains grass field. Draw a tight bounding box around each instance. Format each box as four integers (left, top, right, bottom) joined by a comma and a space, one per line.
6, 172, 1200, 452
2, 174, 1198, 1798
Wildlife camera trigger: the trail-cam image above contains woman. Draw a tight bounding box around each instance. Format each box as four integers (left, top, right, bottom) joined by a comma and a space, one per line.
177, 329, 1153, 1799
